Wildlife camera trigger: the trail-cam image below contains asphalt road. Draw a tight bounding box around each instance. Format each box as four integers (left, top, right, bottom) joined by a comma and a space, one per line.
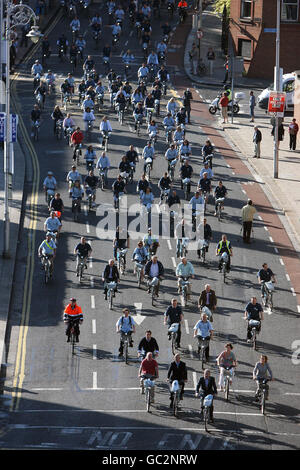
0, 2, 299, 452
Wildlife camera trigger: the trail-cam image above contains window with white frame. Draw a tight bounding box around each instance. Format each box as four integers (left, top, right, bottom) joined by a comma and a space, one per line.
240, 0, 252, 18
282, 0, 299, 21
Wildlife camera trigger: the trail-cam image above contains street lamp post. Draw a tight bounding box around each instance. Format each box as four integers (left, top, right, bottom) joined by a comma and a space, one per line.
273, 0, 281, 179
2, 1, 43, 258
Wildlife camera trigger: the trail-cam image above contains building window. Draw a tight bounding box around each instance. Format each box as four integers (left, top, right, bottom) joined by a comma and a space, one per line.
240, 0, 252, 18
282, 0, 299, 21
238, 38, 252, 59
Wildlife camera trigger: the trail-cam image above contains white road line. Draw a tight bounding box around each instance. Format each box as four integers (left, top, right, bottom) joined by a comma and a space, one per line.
185, 319, 189, 334
188, 344, 193, 358
171, 256, 176, 268
274, 246, 279, 254
92, 319, 96, 334
269, 236, 274, 243
291, 287, 296, 296
284, 392, 300, 396
86, 222, 90, 234
286, 273, 291, 282
241, 189, 246, 194
93, 372, 97, 390
93, 345, 97, 360
125, 40, 128, 46
84, 206, 88, 216
257, 215, 263, 220
167, 239, 172, 250
89, 257, 93, 268
279, 258, 284, 265
297, 305, 300, 313
91, 295, 95, 309
90, 276, 94, 288
264, 226, 269, 231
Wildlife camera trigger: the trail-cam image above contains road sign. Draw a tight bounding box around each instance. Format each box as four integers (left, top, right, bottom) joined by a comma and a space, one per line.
0, 112, 5, 141
268, 91, 286, 116
0, 112, 19, 142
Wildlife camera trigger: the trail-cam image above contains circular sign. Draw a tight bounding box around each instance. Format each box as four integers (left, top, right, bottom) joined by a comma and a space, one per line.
197, 30, 203, 39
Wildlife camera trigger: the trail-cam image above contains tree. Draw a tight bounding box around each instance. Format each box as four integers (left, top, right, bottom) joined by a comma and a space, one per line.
213, 0, 231, 15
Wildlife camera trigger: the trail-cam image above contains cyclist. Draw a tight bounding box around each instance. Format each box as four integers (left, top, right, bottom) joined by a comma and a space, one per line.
165, 143, 178, 172
75, 35, 86, 61
99, 115, 113, 147
182, 88, 193, 123
173, 126, 185, 148
49, 192, 64, 216
137, 173, 150, 200
30, 104, 41, 136
166, 97, 178, 117
133, 102, 145, 131
176, 257, 195, 295
253, 355, 273, 401
142, 141, 155, 173
145, 255, 164, 296
193, 312, 214, 361
163, 112, 175, 141
164, 298, 183, 348
202, 139, 214, 163
112, 175, 126, 209
196, 217, 213, 258
141, 187, 154, 212
122, 49, 135, 71
82, 106, 95, 132
60, 79, 72, 104
116, 308, 136, 357
179, 139, 192, 161
167, 353, 187, 407
197, 172, 211, 203
138, 352, 159, 400
44, 210, 62, 237
113, 225, 130, 263
132, 240, 148, 281
195, 369, 217, 423
199, 162, 213, 181
216, 343, 237, 391
38, 232, 56, 275
216, 233, 232, 271
257, 263, 276, 298
31, 59, 43, 76
126, 145, 138, 172
244, 296, 264, 343
158, 172, 172, 203
102, 259, 120, 300
43, 170, 57, 200
84, 145, 96, 172
174, 218, 191, 258
34, 79, 47, 107
70, 179, 84, 211
83, 55, 95, 79
70, 16, 80, 37
63, 113, 76, 137
74, 236, 92, 275
57, 34, 68, 58
143, 227, 159, 257
90, 13, 102, 31
63, 298, 83, 343
138, 330, 159, 359
69, 43, 78, 69
137, 62, 149, 83
96, 151, 110, 184
66, 164, 81, 196
198, 283, 217, 316
85, 170, 98, 206
157, 64, 170, 84
214, 180, 227, 216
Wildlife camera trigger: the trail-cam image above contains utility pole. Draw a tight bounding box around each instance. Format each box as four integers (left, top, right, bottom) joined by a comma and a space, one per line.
273, 0, 280, 179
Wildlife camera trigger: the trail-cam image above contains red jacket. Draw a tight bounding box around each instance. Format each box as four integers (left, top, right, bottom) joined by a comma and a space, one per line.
220, 96, 229, 107
71, 130, 84, 145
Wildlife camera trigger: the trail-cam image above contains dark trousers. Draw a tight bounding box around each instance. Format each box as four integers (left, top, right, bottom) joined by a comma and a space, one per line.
243, 221, 252, 242
289, 134, 297, 150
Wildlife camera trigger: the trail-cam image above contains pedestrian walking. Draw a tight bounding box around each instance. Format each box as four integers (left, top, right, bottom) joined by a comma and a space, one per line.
241, 199, 256, 244
189, 43, 198, 75
249, 91, 256, 122
219, 92, 229, 124
206, 47, 215, 76
253, 126, 262, 158
222, 56, 229, 84
288, 118, 299, 151
183, 88, 193, 123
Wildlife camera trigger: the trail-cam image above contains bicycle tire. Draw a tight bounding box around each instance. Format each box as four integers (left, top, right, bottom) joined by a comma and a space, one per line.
137, 269, 141, 288
124, 342, 128, 364
222, 264, 226, 283
253, 330, 257, 351
261, 391, 266, 415
108, 290, 113, 310
70, 329, 76, 355
44, 264, 49, 284
225, 377, 230, 401
201, 348, 205, 370
79, 264, 84, 283
173, 393, 178, 417
146, 389, 151, 412
204, 408, 209, 432
171, 333, 176, 355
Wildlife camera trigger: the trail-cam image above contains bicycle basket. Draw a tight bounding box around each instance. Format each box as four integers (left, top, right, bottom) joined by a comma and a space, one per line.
168, 323, 179, 333
171, 380, 179, 392
203, 394, 213, 407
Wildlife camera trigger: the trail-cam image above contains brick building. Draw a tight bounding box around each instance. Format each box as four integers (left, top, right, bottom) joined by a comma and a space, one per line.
229, 0, 300, 79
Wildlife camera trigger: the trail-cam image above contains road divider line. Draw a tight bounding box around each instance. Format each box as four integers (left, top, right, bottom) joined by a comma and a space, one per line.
188, 344, 193, 359
171, 257, 176, 268
185, 319, 189, 334
93, 345, 97, 360
286, 273, 291, 282
93, 372, 97, 389
167, 240, 172, 250
279, 258, 284, 266
92, 319, 96, 334
91, 295, 95, 309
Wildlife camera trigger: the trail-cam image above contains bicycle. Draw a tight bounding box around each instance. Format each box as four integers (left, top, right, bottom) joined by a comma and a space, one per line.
68, 319, 80, 355
177, 237, 189, 258
219, 252, 229, 283
182, 178, 191, 200
203, 394, 214, 432
248, 319, 261, 351
168, 323, 180, 355
256, 379, 269, 415
215, 197, 225, 221
178, 276, 191, 308
261, 281, 274, 312
134, 260, 145, 288
197, 336, 209, 370
32, 120, 40, 141
141, 376, 156, 412
72, 198, 81, 221
170, 380, 181, 418
117, 105, 125, 125
199, 239, 209, 263
101, 131, 111, 152
147, 276, 160, 306
117, 248, 127, 275
76, 255, 86, 282
55, 120, 63, 140
41, 255, 53, 284
74, 144, 82, 166
121, 332, 130, 364
222, 366, 233, 401
107, 281, 116, 310
145, 158, 152, 182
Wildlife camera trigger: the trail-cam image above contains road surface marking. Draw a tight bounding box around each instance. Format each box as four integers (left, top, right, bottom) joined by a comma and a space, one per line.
91, 295, 95, 309
188, 345, 193, 358
286, 273, 291, 282
291, 288, 296, 296
274, 247, 279, 254
93, 372, 97, 389
93, 345, 97, 360
269, 236, 274, 243
193, 371, 197, 389
86, 222, 90, 233
279, 258, 284, 266
264, 226, 268, 231
185, 319, 189, 334
90, 276, 94, 288
171, 257, 176, 268
167, 240, 172, 250
92, 319, 96, 334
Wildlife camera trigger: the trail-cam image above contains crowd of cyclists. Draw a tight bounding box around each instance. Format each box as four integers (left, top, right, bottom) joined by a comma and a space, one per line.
34, 0, 274, 423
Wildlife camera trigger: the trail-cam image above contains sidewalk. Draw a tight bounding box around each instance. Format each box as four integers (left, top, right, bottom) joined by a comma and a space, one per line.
0, 1, 60, 373
183, 3, 270, 90
183, 2, 300, 256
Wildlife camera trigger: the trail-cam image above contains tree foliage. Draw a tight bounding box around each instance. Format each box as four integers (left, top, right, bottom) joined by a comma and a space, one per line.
213, 0, 231, 15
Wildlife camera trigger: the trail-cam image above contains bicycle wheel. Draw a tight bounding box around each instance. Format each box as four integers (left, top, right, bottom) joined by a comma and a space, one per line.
79, 264, 84, 283
146, 389, 151, 412
225, 377, 230, 401
173, 393, 178, 417
218, 205, 221, 221
253, 330, 257, 351
70, 329, 76, 355
44, 264, 50, 284
151, 287, 155, 306
137, 269, 141, 288
204, 408, 209, 432
171, 333, 176, 355
261, 391, 266, 415
108, 290, 113, 310
124, 342, 128, 364
201, 347, 205, 370
222, 264, 226, 283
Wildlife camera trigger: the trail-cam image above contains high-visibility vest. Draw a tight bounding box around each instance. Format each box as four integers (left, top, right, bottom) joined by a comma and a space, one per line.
217, 240, 230, 254
64, 304, 83, 317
